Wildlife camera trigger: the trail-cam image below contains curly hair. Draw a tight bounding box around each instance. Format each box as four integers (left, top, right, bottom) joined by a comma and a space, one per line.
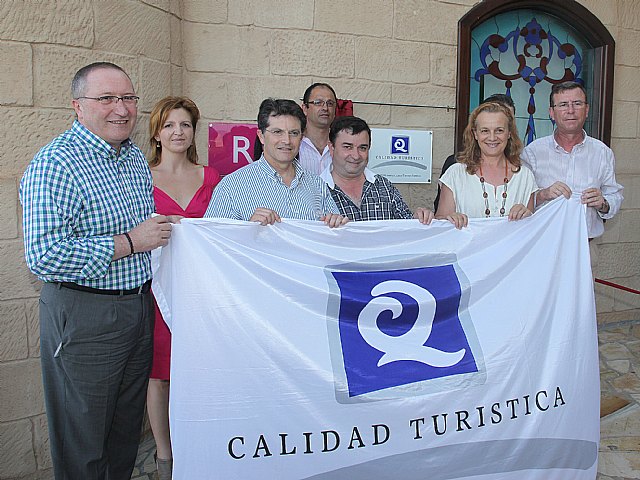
148, 96, 200, 167
457, 102, 523, 175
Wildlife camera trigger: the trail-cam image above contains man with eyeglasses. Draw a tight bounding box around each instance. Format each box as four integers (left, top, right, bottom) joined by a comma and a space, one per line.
20, 62, 173, 479
205, 98, 347, 227
522, 81, 623, 239
298, 82, 338, 174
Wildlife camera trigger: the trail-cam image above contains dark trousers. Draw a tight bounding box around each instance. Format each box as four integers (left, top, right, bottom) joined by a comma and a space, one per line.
39, 283, 154, 480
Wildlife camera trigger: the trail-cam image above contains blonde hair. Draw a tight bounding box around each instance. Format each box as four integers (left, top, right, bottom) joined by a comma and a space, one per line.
457, 102, 523, 175
148, 96, 200, 167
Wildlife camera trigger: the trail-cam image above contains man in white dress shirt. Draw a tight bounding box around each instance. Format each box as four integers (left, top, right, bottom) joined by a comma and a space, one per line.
522, 81, 623, 239
298, 83, 337, 174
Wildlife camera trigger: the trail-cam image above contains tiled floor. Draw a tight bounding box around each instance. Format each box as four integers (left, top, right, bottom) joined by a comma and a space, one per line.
132, 318, 640, 480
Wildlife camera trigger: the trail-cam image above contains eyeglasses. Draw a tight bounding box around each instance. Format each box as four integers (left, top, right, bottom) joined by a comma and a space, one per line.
264, 128, 302, 138
75, 95, 140, 106
307, 99, 336, 108
552, 100, 587, 110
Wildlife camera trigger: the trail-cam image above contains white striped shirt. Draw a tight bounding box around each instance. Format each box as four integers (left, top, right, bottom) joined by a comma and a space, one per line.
298, 136, 332, 174
204, 157, 338, 220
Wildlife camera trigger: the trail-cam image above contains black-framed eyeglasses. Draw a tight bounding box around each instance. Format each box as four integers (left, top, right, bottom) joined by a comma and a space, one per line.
306, 99, 336, 108
75, 95, 140, 106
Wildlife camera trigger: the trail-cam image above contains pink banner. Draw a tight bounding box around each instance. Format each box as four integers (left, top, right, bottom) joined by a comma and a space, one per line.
208, 123, 258, 175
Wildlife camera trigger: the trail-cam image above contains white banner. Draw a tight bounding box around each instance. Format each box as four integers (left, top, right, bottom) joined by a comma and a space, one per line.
153, 197, 599, 480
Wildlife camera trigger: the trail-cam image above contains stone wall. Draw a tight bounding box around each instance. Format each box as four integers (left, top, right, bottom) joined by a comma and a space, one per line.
0, 0, 637, 477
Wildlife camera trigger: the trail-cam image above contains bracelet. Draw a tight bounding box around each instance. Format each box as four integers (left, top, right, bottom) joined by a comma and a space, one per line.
123, 232, 135, 255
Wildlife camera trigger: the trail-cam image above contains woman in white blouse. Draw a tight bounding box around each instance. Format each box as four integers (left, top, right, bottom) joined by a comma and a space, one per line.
436, 102, 537, 228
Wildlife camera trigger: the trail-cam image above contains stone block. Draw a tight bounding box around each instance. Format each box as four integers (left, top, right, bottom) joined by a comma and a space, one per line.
33, 45, 138, 109
225, 75, 312, 121
430, 44, 457, 88
183, 72, 231, 120
617, 28, 640, 67
26, 297, 40, 358
577, 0, 618, 27
431, 127, 456, 170
170, 0, 182, 16
0, 107, 75, 177
618, 174, 640, 209
170, 15, 183, 66
614, 66, 640, 103
142, 0, 170, 10
332, 79, 393, 125
183, 0, 227, 23
391, 84, 456, 129
0, 42, 32, 106
0, 299, 28, 361
315, 0, 392, 37
171, 65, 184, 95
407, 184, 435, 212
599, 213, 620, 244
612, 101, 639, 138
394, 0, 467, 45
130, 112, 150, 155
619, 0, 640, 31
229, 0, 313, 29
183, 24, 270, 75
597, 243, 640, 279
595, 281, 615, 314
619, 209, 640, 243
0, 240, 41, 302
33, 414, 52, 470
94, 1, 170, 62
0, 358, 44, 422
612, 275, 640, 312
271, 31, 354, 77
0, 418, 36, 478
0, 177, 18, 240
0, 1, 92, 46
611, 138, 640, 174
356, 37, 429, 84
138, 58, 172, 114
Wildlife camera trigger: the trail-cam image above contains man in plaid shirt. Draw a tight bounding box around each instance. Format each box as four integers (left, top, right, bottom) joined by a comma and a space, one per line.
20, 62, 173, 480
320, 116, 434, 224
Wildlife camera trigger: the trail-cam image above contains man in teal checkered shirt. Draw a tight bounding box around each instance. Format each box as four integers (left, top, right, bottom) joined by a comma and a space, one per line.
20, 62, 173, 480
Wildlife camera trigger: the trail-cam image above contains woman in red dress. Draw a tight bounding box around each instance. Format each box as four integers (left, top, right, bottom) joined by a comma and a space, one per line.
147, 97, 220, 479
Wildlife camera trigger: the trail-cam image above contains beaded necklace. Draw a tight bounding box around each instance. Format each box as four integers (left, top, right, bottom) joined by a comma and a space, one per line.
478, 161, 509, 217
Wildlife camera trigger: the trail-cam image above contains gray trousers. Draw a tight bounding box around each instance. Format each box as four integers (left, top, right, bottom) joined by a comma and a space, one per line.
39, 282, 154, 480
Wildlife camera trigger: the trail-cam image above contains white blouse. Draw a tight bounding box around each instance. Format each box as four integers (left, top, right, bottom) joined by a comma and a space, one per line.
440, 162, 537, 218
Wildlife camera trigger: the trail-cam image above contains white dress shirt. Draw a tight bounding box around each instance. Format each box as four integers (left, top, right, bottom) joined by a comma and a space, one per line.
522, 131, 623, 238
298, 136, 332, 174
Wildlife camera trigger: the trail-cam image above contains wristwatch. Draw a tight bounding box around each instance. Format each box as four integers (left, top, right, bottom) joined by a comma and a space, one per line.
599, 198, 609, 214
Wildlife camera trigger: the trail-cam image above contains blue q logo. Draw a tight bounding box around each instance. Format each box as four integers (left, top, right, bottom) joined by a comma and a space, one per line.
330, 265, 478, 399
391, 135, 410, 154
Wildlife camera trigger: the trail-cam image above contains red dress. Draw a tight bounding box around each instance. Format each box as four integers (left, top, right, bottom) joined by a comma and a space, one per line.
150, 166, 221, 379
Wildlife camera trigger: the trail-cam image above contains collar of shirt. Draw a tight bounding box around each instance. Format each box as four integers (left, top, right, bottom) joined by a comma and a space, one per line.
71, 120, 134, 160
319, 164, 376, 189
552, 129, 587, 153
301, 135, 330, 155
257, 155, 305, 186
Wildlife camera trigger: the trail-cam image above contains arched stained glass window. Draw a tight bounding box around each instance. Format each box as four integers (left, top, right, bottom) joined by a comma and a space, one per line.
456, 0, 614, 150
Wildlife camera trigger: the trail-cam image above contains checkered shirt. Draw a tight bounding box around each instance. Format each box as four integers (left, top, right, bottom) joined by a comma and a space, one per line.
328, 174, 413, 221
20, 121, 154, 290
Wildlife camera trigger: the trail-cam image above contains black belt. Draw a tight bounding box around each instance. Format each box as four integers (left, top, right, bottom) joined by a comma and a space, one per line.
57, 280, 151, 296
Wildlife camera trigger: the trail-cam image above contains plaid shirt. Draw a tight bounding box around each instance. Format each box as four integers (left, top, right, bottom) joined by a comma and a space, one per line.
205, 157, 338, 220
320, 167, 413, 221
20, 121, 154, 290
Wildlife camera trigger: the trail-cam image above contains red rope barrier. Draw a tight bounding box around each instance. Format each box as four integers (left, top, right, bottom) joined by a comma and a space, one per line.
595, 278, 640, 295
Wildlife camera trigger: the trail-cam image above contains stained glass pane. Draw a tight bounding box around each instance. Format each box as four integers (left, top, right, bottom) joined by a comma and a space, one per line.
471, 9, 593, 144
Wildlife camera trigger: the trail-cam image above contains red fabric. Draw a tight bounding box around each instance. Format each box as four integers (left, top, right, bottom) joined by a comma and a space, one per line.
150, 166, 221, 379
336, 99, 353, 117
